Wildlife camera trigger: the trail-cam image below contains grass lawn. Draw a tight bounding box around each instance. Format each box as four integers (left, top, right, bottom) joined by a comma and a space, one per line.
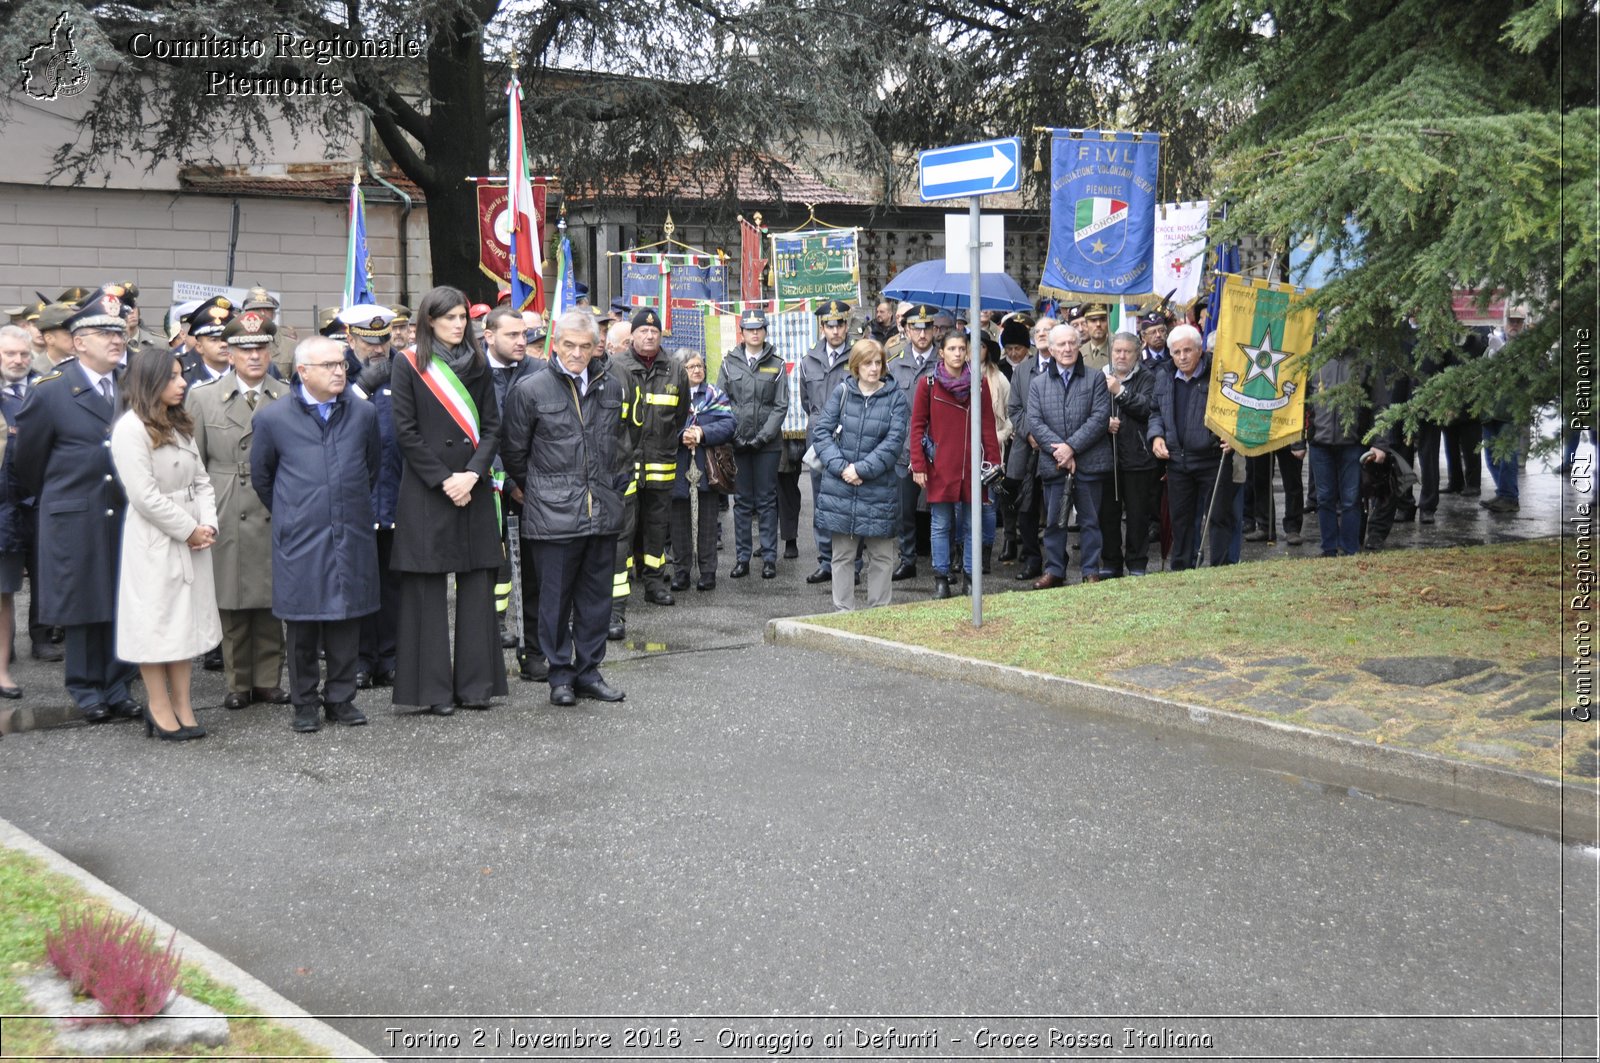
815, 538, 1580, 779
0, 845, 333, 1060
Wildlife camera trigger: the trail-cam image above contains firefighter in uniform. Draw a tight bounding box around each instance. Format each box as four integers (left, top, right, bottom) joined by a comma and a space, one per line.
607, 308, 691, 642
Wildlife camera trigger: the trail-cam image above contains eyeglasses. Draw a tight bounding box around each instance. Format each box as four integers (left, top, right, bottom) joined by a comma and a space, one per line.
301, 361, 348, 372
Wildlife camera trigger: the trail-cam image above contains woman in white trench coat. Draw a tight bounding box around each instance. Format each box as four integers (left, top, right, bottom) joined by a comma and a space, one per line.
110, 349, 222, 741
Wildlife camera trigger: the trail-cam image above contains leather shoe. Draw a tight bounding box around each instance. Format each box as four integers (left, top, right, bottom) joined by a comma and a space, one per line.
1014, 562, 1042, 580
574, 679, 625, 702
355, 670, 372, 689
203, 647, 224, 672
1244, 528, 1269, 542
761, 560, 777, 579
501, 630, 519, 648
30, 643, 63, 662
110, 699, 143, 720
1082, 573, 1102, 584
324, 701, 367, 725
696, 576, 716, 592
607, 620, 627, 641
730, 560, 750, 578
783, 539, 799, 559
372, 669, 397, 687
1032, 572, 1065, 590
805, 566, 832, 584
222, 691, 251, 710
891, 562, 917, 581
1286, 530, 1305, 544
458, 700, 492, 711
645, 586, 676, 606
428, 703, 456, 716
0, 684, 21, 700
1418, 512, 1435, 525
670, 571, 691, 592
81, 704, 111, 724
291, 705, 321, 732
252, 687, 290, 705
549, 685, 577, 706
520, 655, 550, 682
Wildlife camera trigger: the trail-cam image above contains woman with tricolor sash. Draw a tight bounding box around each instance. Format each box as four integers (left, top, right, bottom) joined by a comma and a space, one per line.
388, 286, 509, 714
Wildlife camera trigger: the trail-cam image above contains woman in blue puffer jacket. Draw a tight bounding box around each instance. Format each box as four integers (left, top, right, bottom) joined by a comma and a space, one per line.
810, 338, 910, 612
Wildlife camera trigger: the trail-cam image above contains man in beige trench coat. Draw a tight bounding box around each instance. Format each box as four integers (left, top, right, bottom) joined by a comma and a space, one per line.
187, 312, 290, 709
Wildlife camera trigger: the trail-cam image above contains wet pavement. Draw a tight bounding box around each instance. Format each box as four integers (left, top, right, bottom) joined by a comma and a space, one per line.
0, 459, 1591, 1060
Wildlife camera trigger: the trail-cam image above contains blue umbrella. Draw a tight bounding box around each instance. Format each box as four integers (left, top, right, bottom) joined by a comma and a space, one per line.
881, 258, 1033, 313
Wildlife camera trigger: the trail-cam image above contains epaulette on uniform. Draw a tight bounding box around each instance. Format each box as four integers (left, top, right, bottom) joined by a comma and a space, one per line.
189, 376, 221, 389
34, 366, 67, 386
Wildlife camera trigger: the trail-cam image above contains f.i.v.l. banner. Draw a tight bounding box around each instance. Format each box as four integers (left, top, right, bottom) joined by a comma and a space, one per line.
1040, 129, 1161, 297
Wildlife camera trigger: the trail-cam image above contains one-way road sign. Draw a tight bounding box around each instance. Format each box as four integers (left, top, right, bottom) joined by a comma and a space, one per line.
918, 138, 1022, 202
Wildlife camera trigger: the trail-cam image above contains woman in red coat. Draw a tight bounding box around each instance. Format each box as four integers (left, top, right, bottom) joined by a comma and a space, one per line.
909, 331, 1001, 599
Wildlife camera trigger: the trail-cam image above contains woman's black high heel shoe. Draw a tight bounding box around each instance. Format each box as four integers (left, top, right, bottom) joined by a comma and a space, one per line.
181, 721, 208, 739
144, 709, 189, 742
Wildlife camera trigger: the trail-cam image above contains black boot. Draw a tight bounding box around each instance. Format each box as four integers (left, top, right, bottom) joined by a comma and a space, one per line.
998, 537, 1018, 563
981, 543, 993, 574
933, 575, 952, 600
959, 571, 971, 595
607, 604, 627, 641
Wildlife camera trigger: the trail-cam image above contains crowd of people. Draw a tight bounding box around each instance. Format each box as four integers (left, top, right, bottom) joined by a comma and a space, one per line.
0, 278, 1533, 738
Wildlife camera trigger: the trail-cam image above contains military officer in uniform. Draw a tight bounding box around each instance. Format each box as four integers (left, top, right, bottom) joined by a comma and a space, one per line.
183, 296, 235, 387
1076, 303, 1111, 370
798, 299, 855, 584
32, 302, 78, 379
14, 288, 142, 722
239, 287, 298, 382
388, 304, 414, 352
350, 309, 403, 689
187, 311, 291, 709
1139, 308, 1171, 364
886, 304, 940, 580
608, 307, 690, 640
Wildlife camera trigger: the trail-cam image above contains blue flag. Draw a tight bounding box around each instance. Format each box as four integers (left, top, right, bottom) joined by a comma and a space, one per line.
1041, 130, 1161, 297
343, 181, 376, 308
553, 235, 577, 316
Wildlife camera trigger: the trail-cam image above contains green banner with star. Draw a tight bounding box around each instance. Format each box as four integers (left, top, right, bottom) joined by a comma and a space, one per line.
1204, 274, 1316, 456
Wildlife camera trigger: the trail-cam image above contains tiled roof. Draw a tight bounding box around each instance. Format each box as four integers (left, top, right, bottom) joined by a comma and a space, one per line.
179, 166, 426, 203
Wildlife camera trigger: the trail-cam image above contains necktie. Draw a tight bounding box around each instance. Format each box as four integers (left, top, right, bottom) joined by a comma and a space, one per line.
7, 384, 21, 400
98, 378, 114, 409
245, 390, 257, 410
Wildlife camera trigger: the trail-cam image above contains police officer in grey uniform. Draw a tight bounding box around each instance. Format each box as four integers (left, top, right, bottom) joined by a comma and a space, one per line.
798, 299, 855, 584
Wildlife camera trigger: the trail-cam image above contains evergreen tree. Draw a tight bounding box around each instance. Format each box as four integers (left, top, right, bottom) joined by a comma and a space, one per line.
1090, 0, 1597, 441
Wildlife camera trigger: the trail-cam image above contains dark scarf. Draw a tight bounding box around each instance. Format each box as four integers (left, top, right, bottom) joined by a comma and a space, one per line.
935, 360, 972, 401
431, 337, 478, 377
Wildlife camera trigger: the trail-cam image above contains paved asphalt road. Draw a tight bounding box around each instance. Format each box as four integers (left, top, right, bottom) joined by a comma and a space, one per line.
0, 466, 1593, 1060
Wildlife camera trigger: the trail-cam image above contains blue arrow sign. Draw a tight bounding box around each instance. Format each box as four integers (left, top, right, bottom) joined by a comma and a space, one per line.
918, 138, 1022, 202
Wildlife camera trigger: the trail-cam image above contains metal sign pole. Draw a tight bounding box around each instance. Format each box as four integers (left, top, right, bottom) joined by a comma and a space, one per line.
969, 195, 983, 628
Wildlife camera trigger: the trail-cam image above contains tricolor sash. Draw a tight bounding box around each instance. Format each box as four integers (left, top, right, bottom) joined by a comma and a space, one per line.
409, 351, 481, 447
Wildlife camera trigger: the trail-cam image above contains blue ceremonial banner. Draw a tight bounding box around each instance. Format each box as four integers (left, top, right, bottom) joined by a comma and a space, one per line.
1040, 129, 1161, 297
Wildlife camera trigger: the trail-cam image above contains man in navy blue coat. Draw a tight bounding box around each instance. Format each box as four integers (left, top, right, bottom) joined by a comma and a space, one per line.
14, 290, 141, 722
251, 336, 382, 732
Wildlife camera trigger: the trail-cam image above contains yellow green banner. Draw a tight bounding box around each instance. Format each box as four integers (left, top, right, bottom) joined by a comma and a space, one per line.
1205, 274, 1316, 456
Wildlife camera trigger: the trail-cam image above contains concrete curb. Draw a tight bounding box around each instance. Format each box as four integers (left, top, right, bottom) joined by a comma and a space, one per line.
766, 618, 1599, 844
0, 817, 380, 1062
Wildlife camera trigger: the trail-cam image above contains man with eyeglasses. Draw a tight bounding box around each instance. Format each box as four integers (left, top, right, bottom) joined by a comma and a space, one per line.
15, 290, 143, 722
886, 304, 940, 580
250, 336, 382, 732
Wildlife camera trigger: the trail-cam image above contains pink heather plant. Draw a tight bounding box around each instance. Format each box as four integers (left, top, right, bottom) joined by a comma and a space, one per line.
43, 908, 180, 1025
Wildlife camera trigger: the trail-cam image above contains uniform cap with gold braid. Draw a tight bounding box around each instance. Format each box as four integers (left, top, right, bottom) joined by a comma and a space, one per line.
20, 300, 47, 323
317, 306, 342, 336
815, 299, 851, 324
242, 286, 279, 312
57, 286, 93, 305
388, 303, 412, 327
1082, 302, 1109, 321
3, 304, 28, 320
338, 305, 393, 340
105, 282, 139, 308
221, 311, 277, 347
903, 304, 938, 328
62, 288, 128, 333
185, 295, 234, 338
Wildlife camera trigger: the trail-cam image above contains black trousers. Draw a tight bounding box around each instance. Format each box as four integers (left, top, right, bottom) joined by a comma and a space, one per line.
1445, 418, 1482, 491
529, 535, 613, 689
1015, 471, 1044, 567
517, 537, 542, 662
25, 512, 48, 647
1417, 422, 1446, 514
1166, 456, 1236, 570
669, 492, 719, 581
1099, 465, 1161, 575
63, 622, 136, 711
357, 528, 400, 674
285, 618, 361, 708
1246, 449, 1305, 535
393, 570, 508, 708
777, 466, 802, 542
733, 448, 781, 563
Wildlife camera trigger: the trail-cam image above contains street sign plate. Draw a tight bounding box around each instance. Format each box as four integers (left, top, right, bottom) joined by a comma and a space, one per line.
918, 138, 1022, 202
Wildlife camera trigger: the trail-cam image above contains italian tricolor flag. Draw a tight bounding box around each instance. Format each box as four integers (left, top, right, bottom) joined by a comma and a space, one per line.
1074, 197, 1128, 240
